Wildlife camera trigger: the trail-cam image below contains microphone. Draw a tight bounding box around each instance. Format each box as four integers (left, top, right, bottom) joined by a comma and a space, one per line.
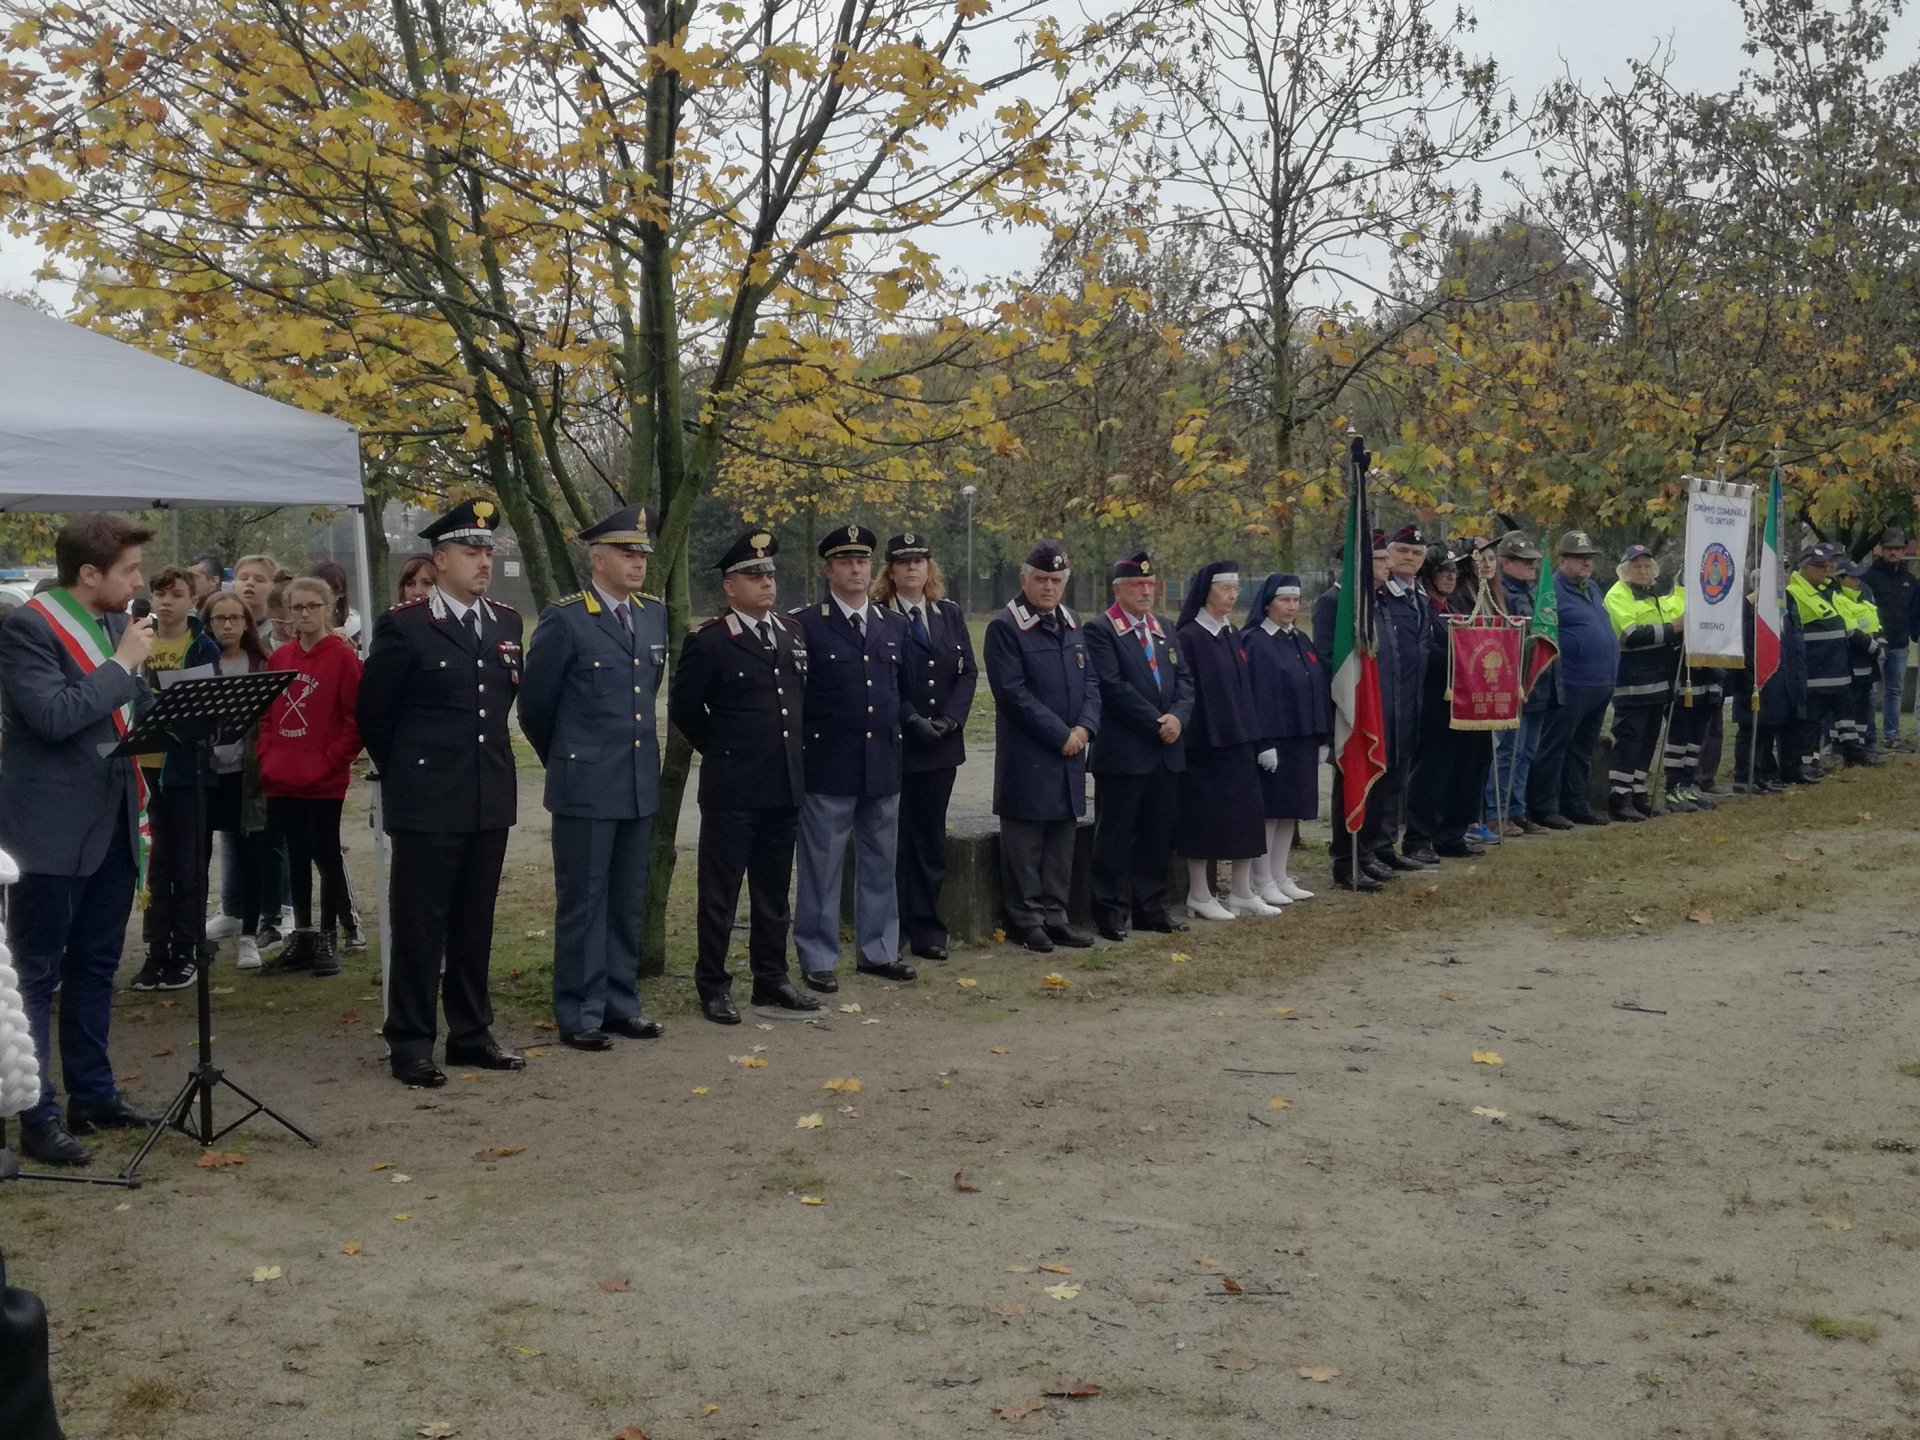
131, 597, 152, 621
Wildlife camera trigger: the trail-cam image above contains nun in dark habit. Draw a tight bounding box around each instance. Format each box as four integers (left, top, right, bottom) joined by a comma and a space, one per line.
1241, 572, 1330, 905
1173, 560, 1280, 920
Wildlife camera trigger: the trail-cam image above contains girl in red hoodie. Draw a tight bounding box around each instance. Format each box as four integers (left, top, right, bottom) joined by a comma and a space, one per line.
257, 576, 364, 978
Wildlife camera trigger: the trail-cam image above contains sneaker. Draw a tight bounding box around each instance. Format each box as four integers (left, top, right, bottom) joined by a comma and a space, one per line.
343, 916, 368, 951
1663, 790, 1697, 813
279, 906, 297, 931
257, 923, 283, 950
205, 913, 242, 940
156, 958, 197, 991
128, 954, 168, 992
235, 935, 262, 971
1681, 785, 1717, 810
1464, 822, 1502, 846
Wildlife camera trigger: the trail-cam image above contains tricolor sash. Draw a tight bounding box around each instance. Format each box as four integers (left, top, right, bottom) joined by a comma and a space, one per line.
24, 588, 151, 890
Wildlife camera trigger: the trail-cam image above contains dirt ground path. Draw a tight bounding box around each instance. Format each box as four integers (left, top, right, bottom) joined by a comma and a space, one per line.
8, 866, 1920, 1439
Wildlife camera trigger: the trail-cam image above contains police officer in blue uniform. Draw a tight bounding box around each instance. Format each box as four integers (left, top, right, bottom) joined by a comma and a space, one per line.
790, 524, 916, 991
1086, 548, 1193, 940
519, 504, 668, 1051
984, 539, 1101, 952
668, 530, 821, 1024
876, 532, 978, 961
358, 498, 526, 1087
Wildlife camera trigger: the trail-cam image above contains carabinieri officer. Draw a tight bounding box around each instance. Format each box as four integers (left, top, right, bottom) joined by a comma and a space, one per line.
518, 504, 668, 1051
790, 525, 916, 991
358, 498, 526, 1087
668, 530, 821, 1023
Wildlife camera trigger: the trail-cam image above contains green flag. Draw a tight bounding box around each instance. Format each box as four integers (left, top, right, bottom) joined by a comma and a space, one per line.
1523, 558, 1559, 698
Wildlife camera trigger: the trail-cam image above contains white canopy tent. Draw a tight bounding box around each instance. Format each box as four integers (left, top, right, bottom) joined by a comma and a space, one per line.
0, 297, 390, 969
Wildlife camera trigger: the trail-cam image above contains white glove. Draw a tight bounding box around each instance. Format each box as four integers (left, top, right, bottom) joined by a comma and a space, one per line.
1257, 748, 1279, 773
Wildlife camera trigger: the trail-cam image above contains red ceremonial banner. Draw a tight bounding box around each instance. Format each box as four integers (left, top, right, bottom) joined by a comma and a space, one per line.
1447, 617, 1524, 730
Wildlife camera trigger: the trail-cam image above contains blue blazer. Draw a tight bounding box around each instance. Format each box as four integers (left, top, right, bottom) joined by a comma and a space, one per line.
886, 595, 977, 773
1085, 603, 1192, 775
0, 601, 146, 877
519, 588, 667, 819
984, 598, 1101, 821
792, 599, 904, 798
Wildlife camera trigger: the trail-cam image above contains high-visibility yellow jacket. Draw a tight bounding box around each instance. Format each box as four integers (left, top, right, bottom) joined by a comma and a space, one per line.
1834, 583, 1882, 678
1789, 572, 1851, 689
1604, 581, 1683, 705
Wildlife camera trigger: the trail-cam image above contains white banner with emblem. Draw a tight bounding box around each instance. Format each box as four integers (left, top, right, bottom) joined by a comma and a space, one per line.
1681, 475, 1755, 668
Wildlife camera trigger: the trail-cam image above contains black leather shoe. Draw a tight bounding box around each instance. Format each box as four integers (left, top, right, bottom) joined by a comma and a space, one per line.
701, 993, 742, 1025
857, 960, 917, 982
1332, 870, 1382, 893
1405, 845, 1440, 865
1569, 811, 1609, 826
1133, 913, 1190, 933
910, 943, 949, 961
392, 1058, 448, 1088
19, 1119, 92, 1166
561, 1029, 614, 1051
1533, 813, 1574, 831
802, 969, 840, 994
445, 1041, 525, 1071
1044, 924, 1095, 948
1360, 858, 1398, 882
1096, 924, 1129, 942
67, 1091, 162, 1132
751, 981, 822, 1012
1435, 840, 1485, 858
1384, 852, 1434, 872
1016, 927, 1054, 953
1608, 804, 1646, 824
604, 1016, 665, 1040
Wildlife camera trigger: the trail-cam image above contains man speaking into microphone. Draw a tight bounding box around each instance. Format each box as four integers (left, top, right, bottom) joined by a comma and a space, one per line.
0, 514, 163, 1166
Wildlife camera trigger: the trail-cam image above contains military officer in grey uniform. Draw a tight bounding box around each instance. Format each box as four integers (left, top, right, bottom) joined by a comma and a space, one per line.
790, 524, 916, 992
519, 504, 669, 1051
668, 530, 821, 1024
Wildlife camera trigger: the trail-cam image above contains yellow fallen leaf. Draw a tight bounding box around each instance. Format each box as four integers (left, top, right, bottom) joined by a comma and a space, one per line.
1170, 951, 1191, 963
391, 1173, 412, 1184
990, 1046, 1011, 1055
837, 1002, 863, 1014
1298, 1365, 1340, 1383
1041, 972, 1070, 989
393, 1213, 412, 1222
799, 1195, 826, 1206
341, 1242, 362, 1256
1471, 1050, 1504, 1066
796, 1113, 824, 1130
1272, 1007, 1294, 1016
822, 1078, 862, 1093
371, 1162, 392, 1171
417, 1424, 459, 1439
512, 1345, 542, 1357
956, 978, 978, 988
990, 928, 1006, 943
691, 1086, 710, 1096
697, 1403, 720, 1417
250, 1265, 282, 1283
728, 1055, 769, 1068
1268, 1095, 1293, 1110
1042, 1282, 1082, 1300
1037, 1262, 1071, 1274
1471, 1106, 1507, 1120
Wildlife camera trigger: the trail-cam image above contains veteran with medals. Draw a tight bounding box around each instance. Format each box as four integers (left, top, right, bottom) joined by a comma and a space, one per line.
519, 505, 668, 1050
358, 499, 527, 1087
668, 530, 821, 1023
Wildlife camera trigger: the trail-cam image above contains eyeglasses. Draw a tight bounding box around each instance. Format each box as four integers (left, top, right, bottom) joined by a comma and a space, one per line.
209, 614, 245, 624
289, 602, 329, 614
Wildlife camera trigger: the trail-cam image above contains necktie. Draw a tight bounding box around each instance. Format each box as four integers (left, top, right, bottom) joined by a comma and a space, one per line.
1138, 621, 1161, 687
850, 609, 865, 639
617, 602, 632, 638
462, 608, 480, 651
1040, 610, 1058, 634
756, 619, 774, 650
910, 605, 931, 647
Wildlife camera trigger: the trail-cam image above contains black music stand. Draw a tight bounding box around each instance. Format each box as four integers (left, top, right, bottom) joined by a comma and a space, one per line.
105, 671, 322, 1182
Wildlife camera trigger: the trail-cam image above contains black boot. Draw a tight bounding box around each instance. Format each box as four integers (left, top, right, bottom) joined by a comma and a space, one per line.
310, 929, 341, 978
265, 929, 317, 972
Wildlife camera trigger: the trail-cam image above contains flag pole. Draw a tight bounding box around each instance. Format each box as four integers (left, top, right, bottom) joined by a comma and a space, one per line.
1349, 432, 1362, 887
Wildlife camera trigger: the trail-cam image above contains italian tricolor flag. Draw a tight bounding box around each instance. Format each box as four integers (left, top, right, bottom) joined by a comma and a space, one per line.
1330, 438, 1387, 833
1754, 463, 1783, 695
24, 587, 150, 890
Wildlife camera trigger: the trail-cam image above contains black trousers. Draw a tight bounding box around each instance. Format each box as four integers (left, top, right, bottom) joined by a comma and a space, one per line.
269, 796, 348, 932
1403, 711, 1455, 851
145, 780, 213, 959
208, 772, 271, 935
999, 817, 1075, 930
1531, 685, 1610, 820
1442, 731, 1492, 842
1733, 716, 1792, 783
384, 827, 509, 1063
1329, 761, 1393, 872
1797, 689, 1845, 769
1091, 769, 1175, 931
896, 766, 958, 951
694, 805, 798, 1000
1366, 726, 1410, 859
1610, 704, 1662, 802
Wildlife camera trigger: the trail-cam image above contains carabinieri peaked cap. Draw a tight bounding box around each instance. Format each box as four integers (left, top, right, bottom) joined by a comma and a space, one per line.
885, 532, 932, 562
1025, 539, 1069, 572
1110, 549, 1154, 580
579, 504, 656, 552
716, 529, 778, 575
420, 497, 502, 548
818, 524, 878, 560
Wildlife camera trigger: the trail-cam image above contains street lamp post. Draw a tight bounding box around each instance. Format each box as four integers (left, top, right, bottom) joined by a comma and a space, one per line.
960, 484, 978, 616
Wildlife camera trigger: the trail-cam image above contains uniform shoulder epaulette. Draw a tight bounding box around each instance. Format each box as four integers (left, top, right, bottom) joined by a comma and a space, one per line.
391, 595, 429, 613
636, 591, 662, 606
553, 592, 586, 607
489, 598, 518, 613
696, 613, 727, 632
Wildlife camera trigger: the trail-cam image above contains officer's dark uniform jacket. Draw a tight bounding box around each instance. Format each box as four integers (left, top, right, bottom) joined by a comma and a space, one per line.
359, 590, 522, 833
1788, 573, 1851, 696
887, 594, 977, 773
791, 597, 905, 797
1376, 578, 1427, 740
518, 586, 667, 818
1604, 581, 1683, 708
984, 597, 1101, 821
1086, 602, 1193, 776
669, 609, 807, 809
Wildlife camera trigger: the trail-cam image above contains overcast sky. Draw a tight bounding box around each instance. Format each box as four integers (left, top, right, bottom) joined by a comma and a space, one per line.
3, 0, 1911, 304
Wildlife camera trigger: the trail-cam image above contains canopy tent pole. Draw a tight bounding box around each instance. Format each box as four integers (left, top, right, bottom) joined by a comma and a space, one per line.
347, 479, 393, 1025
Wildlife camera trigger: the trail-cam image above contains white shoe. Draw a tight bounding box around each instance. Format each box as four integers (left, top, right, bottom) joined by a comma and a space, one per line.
1186, 895, 1235, 922
1255, 883, 1294, 907
1226, 894, 1282, 917
1276, 876, 1315, 901
235, 936, 262, 971
279, 906, 297, 931
206, 913, 242, 940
